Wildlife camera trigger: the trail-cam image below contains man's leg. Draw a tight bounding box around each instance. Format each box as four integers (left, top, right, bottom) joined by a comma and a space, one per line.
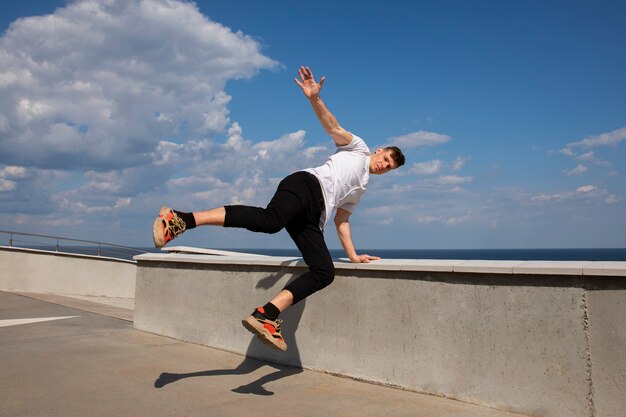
193, 207, 225, 226
153, 206, 225, 248
283, 219, 335, 306
232, 190, 309, 352
252, 221, 334, 314
242, 200, 333, 352
154, 172, 319, 351
153, 187, 304, 247
267, 289, 294, 312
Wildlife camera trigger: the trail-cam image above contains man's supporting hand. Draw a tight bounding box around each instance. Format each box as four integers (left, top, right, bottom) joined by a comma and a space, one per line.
351, 254, 382, 263
335, 208, 381, 263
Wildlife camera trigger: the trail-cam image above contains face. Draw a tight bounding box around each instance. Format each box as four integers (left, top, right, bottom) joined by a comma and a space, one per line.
369, 149, 397, 175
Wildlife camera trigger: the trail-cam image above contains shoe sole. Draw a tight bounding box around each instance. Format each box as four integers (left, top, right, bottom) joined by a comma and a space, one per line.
242, 316, 287, 351
152, 207, 168, 248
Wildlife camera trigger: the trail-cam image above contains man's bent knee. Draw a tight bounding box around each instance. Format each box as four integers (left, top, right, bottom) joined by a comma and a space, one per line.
253, 223, 283, 234
284, 263, 335, 305
253, 209, 288, 234
313, 264, 335, 290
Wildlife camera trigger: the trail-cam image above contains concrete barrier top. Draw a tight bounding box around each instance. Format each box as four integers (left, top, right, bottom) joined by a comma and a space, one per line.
2, 245, 137, 264
133, 251, 626, 277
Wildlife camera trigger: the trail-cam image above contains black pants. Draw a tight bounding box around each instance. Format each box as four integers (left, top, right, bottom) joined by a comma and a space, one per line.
223, 171, 334, 305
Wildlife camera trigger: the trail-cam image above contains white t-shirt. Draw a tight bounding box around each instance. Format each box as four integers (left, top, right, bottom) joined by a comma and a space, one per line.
304, 134, 371, 230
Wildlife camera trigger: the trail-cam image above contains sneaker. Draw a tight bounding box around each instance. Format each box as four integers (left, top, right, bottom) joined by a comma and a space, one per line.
242, 307, 287, 351
153, 206, 186, 248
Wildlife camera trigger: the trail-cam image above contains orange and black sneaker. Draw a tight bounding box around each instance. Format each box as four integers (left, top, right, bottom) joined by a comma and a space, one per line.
242, 307, 287, 351
153, 206, 187, 248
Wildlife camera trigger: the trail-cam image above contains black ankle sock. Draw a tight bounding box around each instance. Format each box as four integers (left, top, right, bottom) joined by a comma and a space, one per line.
174, 210, 196, 229
261, 302, 280, 320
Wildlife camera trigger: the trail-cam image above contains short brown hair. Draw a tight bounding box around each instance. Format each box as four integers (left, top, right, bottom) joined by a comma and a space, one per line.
385, 146, 405, 168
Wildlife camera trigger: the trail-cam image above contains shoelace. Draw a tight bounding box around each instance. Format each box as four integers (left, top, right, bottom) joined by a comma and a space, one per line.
273, 318, 283, 331
167, 214, 186, 237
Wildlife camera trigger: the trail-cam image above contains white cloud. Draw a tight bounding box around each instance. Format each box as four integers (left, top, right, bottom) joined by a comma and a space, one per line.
451, 156, 470, 171
0, 166, 27, 178
445, 215, 470, 226
0, 179, 16, 192
567, 126, 626, 148
412, 160, 443, 175
152, 141, 185, 166
303, 146, 329, 159
0, 0, 295, 238
577, 152, 595, 161
224, 122, 247, 152
436, 175, 473, 185
253, 130, 306, 159
415, 215, 443, 224
0, 165, 31, 193
564, 164, 588, 176
167, 176, 229, 189
362, 205, 411, 218
576, 185, 598, 194
2, 214, 83, 229
387, 130, 451, 148
58, 194, 132, 213
556, 147, 576, 157
606, 194, 620, 204
413, 214, 470, 226
529, 185, 602, 203
0, 0, 278, 171
530, 192, 566, 202
569, 150, 610, 167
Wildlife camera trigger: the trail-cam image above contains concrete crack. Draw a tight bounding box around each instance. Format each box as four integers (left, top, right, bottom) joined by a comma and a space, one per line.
581, 289, 595, 417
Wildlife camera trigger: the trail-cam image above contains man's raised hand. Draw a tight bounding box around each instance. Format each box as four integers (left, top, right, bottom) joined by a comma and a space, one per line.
294, 66, 325, 99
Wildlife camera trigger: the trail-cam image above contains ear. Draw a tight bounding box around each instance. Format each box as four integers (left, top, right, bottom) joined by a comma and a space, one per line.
374, 148, 383, 154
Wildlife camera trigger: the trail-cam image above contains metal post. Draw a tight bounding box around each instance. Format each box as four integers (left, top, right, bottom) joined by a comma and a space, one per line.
56, 238, 59, 252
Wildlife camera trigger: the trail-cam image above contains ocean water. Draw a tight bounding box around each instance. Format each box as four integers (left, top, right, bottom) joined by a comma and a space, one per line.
9, 245, 626, 262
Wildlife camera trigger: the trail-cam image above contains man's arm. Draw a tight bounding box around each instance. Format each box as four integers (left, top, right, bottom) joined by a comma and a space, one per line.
295, 66, 353, 146
334, 208, 381, 263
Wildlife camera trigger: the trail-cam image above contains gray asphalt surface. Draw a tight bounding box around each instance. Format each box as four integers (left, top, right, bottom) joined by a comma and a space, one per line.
0, 291, 528, 417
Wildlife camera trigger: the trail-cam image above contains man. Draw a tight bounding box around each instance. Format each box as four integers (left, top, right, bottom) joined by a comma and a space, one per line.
153, 66, 405, 351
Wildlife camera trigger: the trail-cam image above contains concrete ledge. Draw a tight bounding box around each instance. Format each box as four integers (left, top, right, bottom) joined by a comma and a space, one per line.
133, 252, 626, 417
163, 245, 272, 257
0, 246, 137, 298
401, 259, 464, 272
511, 261, 592, 275
582, 261, 626, 277
134, 252, 626, 276
2, 245, 136, 264
444, 260, 521, 274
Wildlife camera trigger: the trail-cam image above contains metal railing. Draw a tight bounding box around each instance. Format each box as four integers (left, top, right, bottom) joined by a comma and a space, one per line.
0, 230, 150, 261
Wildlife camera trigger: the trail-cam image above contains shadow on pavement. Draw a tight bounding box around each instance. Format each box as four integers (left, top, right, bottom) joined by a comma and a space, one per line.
154, 356, 303, 396
155, 285, 306, 396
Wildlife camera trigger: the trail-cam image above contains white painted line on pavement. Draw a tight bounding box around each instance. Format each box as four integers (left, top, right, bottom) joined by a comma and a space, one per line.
0, 316, 79, 328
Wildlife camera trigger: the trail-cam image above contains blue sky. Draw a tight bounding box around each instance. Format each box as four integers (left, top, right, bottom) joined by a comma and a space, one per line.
0, 0, 624, 250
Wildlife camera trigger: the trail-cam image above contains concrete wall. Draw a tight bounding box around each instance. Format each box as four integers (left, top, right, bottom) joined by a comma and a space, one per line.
0, 246, 136, 298
134, 253, 626, 417
587, 287, 626, 417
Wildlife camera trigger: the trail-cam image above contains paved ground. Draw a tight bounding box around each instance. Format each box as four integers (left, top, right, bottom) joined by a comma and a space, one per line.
0, 291, 528, 417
